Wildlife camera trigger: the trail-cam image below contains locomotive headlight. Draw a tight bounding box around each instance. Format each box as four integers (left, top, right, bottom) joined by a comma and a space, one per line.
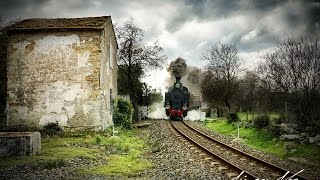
165, 104, 171, 109
182, 105, 187, 110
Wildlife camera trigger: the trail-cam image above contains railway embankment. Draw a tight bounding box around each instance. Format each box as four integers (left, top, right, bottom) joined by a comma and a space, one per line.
187, 120, 320, 179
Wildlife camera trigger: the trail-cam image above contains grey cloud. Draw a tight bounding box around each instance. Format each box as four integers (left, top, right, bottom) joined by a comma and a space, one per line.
63, 0, 97, 10
0, 0, 48, 9
0, 0, 49, 18
164, 0, 319, 41
164, 0, 287, 33
0, 0, 319, 66
0, 0, 108, 20
247, 0, 287, 11
305, 2, 320, 34
239, 34, 278, 52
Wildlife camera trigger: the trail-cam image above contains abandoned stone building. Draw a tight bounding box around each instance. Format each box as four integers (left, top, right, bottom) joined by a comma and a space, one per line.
6, 16, 118, 130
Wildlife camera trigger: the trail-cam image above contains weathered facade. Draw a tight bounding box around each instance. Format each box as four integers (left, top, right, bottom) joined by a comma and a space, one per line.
6, 16, 118, 130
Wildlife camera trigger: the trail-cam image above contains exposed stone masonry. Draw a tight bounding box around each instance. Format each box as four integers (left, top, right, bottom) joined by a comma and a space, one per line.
6, 16, 117, 130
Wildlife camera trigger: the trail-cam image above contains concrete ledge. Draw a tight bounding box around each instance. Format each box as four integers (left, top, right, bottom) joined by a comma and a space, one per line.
0, 132, 41, 157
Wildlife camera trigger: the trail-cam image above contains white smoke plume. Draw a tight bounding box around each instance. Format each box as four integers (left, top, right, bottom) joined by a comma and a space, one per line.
184, 109, 202, 121
148, 102, 169, 120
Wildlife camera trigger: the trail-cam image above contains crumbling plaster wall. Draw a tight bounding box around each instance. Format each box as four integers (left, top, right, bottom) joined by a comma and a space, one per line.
98, 19, 118, 128
108, 19, 118, 99
6, 29, 114, 130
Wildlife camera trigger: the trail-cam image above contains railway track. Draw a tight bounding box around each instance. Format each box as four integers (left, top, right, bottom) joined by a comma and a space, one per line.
170, 120, 309, 180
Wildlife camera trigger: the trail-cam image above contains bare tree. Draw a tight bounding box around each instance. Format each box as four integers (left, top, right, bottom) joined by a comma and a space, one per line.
238, 71, 260, 111
260, 36, 320, 124
201, 43, 242, 111
0, 17, 21, 31
116, 18, 167, 121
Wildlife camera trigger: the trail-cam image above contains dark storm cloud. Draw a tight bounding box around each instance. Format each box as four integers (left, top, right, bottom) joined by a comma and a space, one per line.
165, 0, 319, 42
165, 0, 240, 32
248, 0, 287, 11
0, 0, 319, 66
256, 1, 316, 50
305, 2, 320, 34
0, 0, 99, 20
0, 0, 48, 9
0, 0, 49, 17
165, 0, 288, 32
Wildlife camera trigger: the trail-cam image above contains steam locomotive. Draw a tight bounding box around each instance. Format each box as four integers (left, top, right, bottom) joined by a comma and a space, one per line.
164, 76, 190, 120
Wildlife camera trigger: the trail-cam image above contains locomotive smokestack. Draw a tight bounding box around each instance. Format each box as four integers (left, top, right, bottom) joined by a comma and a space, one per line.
175, 76, 181, 83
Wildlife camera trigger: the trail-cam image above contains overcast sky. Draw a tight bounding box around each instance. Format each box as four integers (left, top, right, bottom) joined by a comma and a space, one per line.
1, 0, 319, 90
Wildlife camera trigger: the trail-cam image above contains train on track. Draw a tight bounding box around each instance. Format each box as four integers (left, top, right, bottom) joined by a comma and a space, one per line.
164, 76, 200, 120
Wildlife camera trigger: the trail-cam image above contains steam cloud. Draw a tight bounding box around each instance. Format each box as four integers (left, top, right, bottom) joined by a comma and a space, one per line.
187, 67, 201, 84
167, 57, 187, 77
166, 65, 203, 95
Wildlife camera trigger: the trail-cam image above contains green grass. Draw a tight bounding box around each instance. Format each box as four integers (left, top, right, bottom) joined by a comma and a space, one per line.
86, 154, 151, 176
204, 119, 320, 167
289, 144, 320, 167
0, 128, 152, 177
0, 136, 103, 169
77, 129, 151, 176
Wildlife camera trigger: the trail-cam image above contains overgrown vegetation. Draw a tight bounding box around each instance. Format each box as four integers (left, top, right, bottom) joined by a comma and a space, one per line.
114, 98, 134, 129
116, 18, 166, 121
201, 36, 320, 133
201, 42, 241, 112
227, 113, 239, 123
204, 118, 320, 167
253, 114, 270, 129
0, 128, 152, 177
95, 134, 102, 145
77, 129, 152, 176
41, 122, 63, 136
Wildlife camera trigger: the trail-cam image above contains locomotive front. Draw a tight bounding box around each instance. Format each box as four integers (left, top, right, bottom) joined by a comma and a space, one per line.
164, 76, 190, 120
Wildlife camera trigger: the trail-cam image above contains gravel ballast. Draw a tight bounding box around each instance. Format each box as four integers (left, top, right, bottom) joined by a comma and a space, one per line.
1, 119, 317, 179
185, 120, 320, 180
0, 120, 224, 180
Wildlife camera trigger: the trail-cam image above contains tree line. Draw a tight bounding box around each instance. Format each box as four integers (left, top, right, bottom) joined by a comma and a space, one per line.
115, 19, 166, 121
116, 18, 320, 129
201, 37, 320, 129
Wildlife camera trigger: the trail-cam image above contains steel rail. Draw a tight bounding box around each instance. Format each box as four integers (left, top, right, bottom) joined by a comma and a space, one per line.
182, 120, 309, 180
170, 120, 257, 179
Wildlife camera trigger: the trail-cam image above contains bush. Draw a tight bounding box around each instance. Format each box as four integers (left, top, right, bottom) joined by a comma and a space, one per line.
227, 113, 239, 123
273, 114, 286, 125
254, 115, 270, 129
41, 122, 63, 136
95, 135, 102, 145
267, 124, 281, 137
114, 98, 134, 129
